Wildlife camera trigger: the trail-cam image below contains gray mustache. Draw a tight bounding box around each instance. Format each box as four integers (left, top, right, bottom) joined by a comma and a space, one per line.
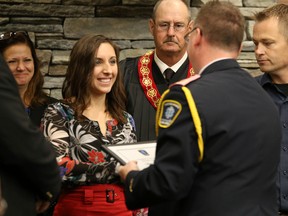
164, 38, 178, 43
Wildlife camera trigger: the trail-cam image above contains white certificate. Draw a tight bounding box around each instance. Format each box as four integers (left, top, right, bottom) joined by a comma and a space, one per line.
102, 141, 156, 170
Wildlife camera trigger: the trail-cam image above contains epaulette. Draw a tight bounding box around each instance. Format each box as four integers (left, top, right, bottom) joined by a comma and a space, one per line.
170, 74, 201, 87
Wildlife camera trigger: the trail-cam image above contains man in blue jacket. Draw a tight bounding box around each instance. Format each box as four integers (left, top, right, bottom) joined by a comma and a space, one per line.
253, 3, 288, 215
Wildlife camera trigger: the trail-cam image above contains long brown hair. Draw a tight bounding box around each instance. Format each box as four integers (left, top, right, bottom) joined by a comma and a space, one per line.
0, 31, 48, 107
62, 34, 127, 124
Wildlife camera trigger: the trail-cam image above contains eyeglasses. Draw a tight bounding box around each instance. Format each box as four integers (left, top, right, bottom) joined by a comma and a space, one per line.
184, 27, 200, 43
0, 31, 29, 41
155, 22, 187, 32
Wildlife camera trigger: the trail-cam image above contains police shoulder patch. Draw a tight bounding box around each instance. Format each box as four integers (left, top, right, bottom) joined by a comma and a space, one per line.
158, 100, 182, 128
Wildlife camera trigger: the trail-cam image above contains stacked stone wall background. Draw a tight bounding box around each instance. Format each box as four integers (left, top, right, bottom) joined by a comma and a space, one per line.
0, 0, 277, 99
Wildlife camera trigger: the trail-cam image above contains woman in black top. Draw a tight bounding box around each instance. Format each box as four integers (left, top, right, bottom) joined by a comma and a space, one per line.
0, 31, 58, 127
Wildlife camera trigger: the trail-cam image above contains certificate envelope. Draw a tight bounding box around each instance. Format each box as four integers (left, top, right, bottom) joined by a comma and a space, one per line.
102, 141, 156, 170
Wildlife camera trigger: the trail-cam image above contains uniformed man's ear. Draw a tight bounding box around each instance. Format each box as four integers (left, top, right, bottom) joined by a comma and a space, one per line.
149, 19, 155, 34
188, 20, 194, 32
193, 28, 202, 46
239, 43, 243, 54
236, 43, 243, 58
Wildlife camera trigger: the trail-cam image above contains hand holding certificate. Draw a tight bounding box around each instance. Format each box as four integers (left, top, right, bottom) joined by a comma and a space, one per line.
102, 141, 156, 170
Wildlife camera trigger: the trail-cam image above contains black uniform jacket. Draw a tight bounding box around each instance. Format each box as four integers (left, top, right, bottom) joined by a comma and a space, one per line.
124, 59, 281, 216
0, 54, 61, 216
120, 56, 190, 141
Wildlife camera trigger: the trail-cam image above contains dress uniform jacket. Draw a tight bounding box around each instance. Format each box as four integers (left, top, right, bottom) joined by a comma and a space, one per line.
124, 59, 281, 216
0, 54, 61, 216
120, 53, 191, 141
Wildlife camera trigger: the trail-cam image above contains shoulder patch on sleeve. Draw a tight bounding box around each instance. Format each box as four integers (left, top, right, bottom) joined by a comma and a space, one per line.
171, 74, 201, 87
158, 100, 182, 128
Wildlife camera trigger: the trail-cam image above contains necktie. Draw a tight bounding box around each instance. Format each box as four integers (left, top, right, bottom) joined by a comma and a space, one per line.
164, 68, 174, 83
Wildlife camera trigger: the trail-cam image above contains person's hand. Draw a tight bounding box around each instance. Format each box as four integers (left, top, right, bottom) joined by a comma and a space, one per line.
35, 200, 50, 213
0, 198, 7, 216
118, 161, 139, 182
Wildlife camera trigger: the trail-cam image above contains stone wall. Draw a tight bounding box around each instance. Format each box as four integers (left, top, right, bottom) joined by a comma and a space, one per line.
0, 0, 277, 99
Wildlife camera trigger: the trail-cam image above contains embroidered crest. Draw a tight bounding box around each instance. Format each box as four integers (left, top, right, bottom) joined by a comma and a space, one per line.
158, 100, 182, 128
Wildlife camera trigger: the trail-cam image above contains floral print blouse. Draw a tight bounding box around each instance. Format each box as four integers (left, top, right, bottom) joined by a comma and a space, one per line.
42, 102, 137, 186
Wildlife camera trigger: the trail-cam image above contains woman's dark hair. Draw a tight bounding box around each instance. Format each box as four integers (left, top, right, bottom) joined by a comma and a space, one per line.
62, 34, 127, 124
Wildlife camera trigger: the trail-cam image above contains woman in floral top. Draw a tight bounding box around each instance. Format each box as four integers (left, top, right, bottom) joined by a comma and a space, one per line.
42, 35, 146, 216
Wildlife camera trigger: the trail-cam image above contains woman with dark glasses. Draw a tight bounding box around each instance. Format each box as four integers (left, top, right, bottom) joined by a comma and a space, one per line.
0, 31, 58, 216
0, 31, 58, 127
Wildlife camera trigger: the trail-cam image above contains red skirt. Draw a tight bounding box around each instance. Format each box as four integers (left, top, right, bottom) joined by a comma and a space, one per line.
53, 184, 133, 216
